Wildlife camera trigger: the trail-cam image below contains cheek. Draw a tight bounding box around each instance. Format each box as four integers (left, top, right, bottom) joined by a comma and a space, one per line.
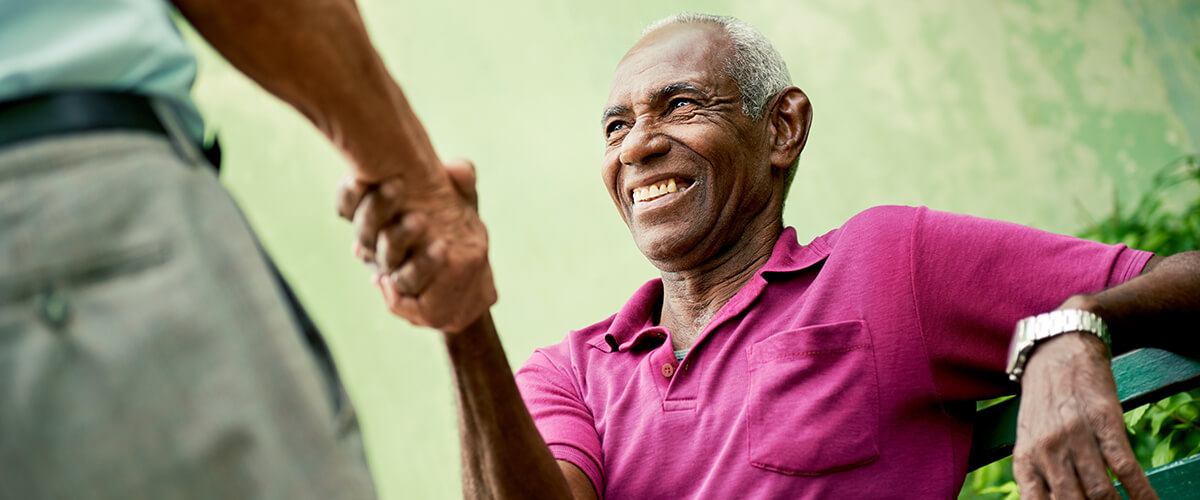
600, 154, 621, 198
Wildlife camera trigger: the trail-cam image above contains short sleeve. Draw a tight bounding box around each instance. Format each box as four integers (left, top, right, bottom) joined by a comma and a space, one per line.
514, 347, 604, 497
910, 207, 1154, 402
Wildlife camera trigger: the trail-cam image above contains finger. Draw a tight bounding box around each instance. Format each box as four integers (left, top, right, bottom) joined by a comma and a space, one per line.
373, 273, 428, 327
1018, 476, 1051, 500
1040, 450, 1087, 500
444, 158, 478, 208
1098, 426, 1157, 499
336, 175, 373, 220
1072, 440, 1121, 500
1014, 450, 1051, 500
387, 239, 444, 296
375, 213, 426, 272
353, 191, 393, 264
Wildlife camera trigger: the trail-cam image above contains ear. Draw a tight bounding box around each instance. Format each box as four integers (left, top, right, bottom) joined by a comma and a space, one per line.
767, 87, 812, 170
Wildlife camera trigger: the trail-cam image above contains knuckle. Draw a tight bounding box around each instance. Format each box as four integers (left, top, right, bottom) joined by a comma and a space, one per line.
1062, 417, 1087, 436
1047, 476, 1078, 496
403, 211, 428, 231
1108, 456, 1141, 477
1012, 447, 1036, 468
378, 178, 405, 199
1085, 483, 1118, 500
1034, 434, 1062, 452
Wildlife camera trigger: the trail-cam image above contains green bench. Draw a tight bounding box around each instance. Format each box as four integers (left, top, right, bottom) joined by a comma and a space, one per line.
969, 348, 1200, 498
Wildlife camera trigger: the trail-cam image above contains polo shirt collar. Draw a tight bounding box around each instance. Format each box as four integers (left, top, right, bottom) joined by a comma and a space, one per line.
759, 226, 833, 279
590, 226, 833, 353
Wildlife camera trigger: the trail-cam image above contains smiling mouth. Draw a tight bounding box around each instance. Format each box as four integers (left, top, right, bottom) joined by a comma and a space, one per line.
631, 177, 693, 204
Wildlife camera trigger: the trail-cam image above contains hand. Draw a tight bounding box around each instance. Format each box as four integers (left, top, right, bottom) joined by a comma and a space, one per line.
337, 158, 497, 333
1012, 332, 1157, 500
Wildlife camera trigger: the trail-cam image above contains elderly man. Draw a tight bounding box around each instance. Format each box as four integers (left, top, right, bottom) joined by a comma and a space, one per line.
344, 13, 1198, 499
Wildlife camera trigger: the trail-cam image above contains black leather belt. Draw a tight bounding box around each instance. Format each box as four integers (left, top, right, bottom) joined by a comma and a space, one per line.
0, 90, 220, 169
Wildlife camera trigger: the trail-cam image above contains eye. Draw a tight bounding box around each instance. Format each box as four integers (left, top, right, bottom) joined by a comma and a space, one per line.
668, 97, 695, 110
605, 121, 628, 137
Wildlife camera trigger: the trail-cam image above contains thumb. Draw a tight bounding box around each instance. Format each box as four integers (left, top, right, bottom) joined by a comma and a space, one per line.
336, 175, 374, 220
444, 158, 479, 208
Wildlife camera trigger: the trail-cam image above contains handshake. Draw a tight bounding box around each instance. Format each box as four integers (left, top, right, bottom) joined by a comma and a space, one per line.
335, 159, 496, 333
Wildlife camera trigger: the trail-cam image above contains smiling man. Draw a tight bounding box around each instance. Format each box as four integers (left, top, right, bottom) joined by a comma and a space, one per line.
344, 13, 1199, 500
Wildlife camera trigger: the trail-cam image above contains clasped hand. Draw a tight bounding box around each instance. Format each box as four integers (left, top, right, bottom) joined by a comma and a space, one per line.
336, 159, 496, 333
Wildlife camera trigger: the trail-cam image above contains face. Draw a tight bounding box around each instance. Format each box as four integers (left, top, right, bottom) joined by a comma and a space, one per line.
601, 24, 778, 271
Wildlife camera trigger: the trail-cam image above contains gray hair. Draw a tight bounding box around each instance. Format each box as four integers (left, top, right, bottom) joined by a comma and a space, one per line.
643, 13, 791, 120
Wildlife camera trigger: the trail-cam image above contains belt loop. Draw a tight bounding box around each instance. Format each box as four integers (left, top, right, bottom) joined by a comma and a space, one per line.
149, 97, 208, 168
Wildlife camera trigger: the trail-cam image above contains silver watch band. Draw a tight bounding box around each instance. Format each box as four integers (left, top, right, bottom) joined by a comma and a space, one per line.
1006, 309, 1110, 383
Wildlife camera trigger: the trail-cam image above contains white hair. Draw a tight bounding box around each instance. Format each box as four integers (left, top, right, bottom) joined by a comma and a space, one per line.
643, 13, 792, 120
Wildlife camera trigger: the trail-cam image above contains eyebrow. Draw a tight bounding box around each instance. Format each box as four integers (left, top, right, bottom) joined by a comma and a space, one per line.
651, 82, 706, 103
600, 105, 631, 127
600, 82, 709, 127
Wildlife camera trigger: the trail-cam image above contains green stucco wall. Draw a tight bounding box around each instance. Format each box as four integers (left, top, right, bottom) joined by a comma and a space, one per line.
182, 1, 1198, 497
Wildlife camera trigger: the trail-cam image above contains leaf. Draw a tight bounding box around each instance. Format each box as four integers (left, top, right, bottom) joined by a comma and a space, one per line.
1125, 404, 1151, 433
980, 481, 1018, 498
1152, 432, 1176, 468
1177, 401, 1199, 422
1149, 405, 1173, 436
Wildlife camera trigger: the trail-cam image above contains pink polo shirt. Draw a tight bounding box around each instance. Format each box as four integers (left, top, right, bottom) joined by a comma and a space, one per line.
515, 206, 1152, 499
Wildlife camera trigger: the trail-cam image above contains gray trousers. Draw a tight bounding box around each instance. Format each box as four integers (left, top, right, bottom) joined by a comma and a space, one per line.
0, 131, 377, 499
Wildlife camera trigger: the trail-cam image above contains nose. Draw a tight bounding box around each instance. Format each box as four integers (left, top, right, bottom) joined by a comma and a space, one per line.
618, 121, 670, 167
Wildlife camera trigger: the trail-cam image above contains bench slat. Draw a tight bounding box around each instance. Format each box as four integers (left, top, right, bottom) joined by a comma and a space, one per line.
1118, 453, 1200, 499
968, 348, 1200, 472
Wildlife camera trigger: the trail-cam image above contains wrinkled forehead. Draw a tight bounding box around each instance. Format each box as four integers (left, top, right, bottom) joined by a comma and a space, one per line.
606, 23, 736, 106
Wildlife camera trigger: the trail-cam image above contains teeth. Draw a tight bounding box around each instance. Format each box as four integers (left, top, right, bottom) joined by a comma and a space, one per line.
632, 178, 683, 203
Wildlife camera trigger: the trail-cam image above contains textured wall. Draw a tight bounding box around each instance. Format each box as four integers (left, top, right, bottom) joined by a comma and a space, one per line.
184, 1, 1198, 497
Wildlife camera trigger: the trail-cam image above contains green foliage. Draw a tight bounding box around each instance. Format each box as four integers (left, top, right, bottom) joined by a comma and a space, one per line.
961, 154, 1200, 498
1075, 155, 1200, 255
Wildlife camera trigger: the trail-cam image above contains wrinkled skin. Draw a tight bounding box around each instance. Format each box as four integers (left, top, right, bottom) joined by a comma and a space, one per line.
600, 23, 811, 345
1014, 310, 1157, 499
337, 159, 495, 333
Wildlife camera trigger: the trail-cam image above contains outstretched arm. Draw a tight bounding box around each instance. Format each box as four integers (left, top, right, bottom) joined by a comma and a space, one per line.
1014, 250, 1200, 500
340, 162, 596, 499
170, 0, 439, 185
446, 313, 598, 500
177, 0, 498, 329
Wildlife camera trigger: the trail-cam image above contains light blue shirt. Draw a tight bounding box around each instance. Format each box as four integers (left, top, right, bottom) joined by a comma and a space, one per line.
0, 0, 204, 141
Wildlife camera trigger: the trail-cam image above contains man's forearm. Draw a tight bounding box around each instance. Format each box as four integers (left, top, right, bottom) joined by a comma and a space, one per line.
1063, 250, 1200, 356
1011, 251, 1197, 499
171, 0, 439, 183
444, 313, 575, 500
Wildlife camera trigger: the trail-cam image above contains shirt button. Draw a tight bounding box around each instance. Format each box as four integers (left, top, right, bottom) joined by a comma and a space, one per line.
661, 363, 675, 378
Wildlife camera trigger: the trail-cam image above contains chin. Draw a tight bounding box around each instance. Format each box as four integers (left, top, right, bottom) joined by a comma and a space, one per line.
630, 222, 709, 271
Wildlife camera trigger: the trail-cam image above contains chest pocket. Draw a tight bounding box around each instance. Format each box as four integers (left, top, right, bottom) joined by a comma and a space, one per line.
745, 320, 880, 476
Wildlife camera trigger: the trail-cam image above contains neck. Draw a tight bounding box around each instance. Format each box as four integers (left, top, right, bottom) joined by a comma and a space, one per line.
659, 218, 782, 350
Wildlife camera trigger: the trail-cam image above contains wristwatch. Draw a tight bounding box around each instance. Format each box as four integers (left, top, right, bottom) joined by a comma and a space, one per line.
1005, 309, 1110, 383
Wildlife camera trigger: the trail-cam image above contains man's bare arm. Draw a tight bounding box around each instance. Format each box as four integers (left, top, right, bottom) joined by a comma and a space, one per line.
170, 0, 438, 184
1093, 251, 1200, 356
1013, 249, 1200, 500
445, 313, 598, 500
338, 162, 593, 498
179, 0, 498, 329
